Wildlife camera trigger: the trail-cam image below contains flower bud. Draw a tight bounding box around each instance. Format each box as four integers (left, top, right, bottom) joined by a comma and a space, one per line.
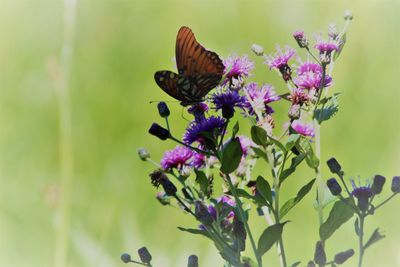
293, 30, 309, 48
195, 201, 214, 226
137, 247, 152, 264
334, 249, 354, 264
327, 157, 342, 175
137, 147, 150, 161
157, 102, 170, 118
327, 178, 342, 196
187, 255, 199, 267
161, 178, 177, 196
251, 44, 264, 56
120, 253, 131, 263
288, 104, 301, 120
222, 106, 235, 119
344, 10, 353, 21
314, 241, 326, 265
156, 192, 170, 205
307, 261, 316, 267
371, 175, 386, 195
391, 176, 400, 193
148, 123, 170, 140
233, 216, 247, 252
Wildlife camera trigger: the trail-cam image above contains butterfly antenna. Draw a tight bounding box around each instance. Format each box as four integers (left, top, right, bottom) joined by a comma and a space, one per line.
180, 107, 191, 122
149, 100, 179, 105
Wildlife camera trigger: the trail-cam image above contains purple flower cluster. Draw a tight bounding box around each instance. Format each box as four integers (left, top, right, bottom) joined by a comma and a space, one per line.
244, 82, 280, 115
212, 90, 246, 119
264, 46, 296, 70
291, 120, 315, 137
293, 61, 332, 91
160, 146, 205, 171
183, 116, 226, 145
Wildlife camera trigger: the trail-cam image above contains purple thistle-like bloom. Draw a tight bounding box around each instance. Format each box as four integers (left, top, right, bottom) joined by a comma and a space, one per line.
314, 40, 339, 55
223, 55, 254, 83
160, 146, 194, 170
289, 88, 310, 105
188, 103, 209, 122
292, 120, 315, 137
264, 45, 296, 70
351, 179, 373, 211
183, 116, 225, 145
212, 90, 246, 119
294, 61, 332, 90
244, 82, 280, 115
192, 152, 206, 169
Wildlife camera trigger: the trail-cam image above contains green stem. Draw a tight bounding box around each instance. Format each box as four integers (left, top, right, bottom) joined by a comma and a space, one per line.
358, 214, 365, 267
313, 119, 324, 227
226, 174, 263, 267
374, 193, 397, 211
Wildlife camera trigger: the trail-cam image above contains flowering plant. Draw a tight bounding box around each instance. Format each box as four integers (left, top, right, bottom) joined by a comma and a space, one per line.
123, 11, 399, 267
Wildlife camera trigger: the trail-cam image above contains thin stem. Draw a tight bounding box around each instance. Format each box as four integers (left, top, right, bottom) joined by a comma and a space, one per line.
165, 117, 170, 132
226, 174, 263, 267
306, 47, 321, 64
313, 119, 324, 227
374, 193, 397, 211
358, 214, 365, 267
169, 136, 212, 156
126, 259, 151, 266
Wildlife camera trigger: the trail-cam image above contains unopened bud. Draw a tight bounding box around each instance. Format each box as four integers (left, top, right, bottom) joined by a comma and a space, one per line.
195, 201, 214, 226
157, 102, 170, 118
138, 148, 150, 161
137, 247, 152, 264
334, 249, 354, 264
161, 179, 177, 196
344, 10, 353, 21
148, 123, 170, 140
327, 157, 342, 175
371, 175, 386, 194
251, 44, 264, 56
187, 255, 199, 267
314, 241, 326, 265
120, 253, 131, 263
391, 176, 400, 193
288, 104, 301, 120
293, 30, 309, 48
327, 178, 342, 196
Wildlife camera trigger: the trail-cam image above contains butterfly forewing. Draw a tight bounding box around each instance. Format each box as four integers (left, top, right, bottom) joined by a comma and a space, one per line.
155, 26, 224, 105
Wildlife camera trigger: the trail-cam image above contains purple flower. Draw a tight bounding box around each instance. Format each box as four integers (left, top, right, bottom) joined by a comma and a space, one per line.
351, 179, 373, 211
314, 40, 339, 55
244, 82, 280, 115
293, 30, 308, 48
188, 103, 209, 122
293, 61, 332, 90
212, 90, 246, 119
297, 61, 322, 75
183, 116, 225, 145
264, 46, 296, 76
223, 55, 254, 84
160, 146, 194, 170
291, 120, 315, 137
192, 152, 206, 169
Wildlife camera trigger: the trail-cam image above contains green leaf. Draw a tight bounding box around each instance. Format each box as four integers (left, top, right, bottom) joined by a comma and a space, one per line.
319, 198, 355, 241
285, 134, 300, 151
221, 137, 243, 174
251, 126, 268, 146
315, 93, 340, 124
290, 261, 301, 267
257, 222, 287, 256
354, 218, 360, 236
256, 176, 273, 204
280, 179, 316, 218
235, 188, 255, 200
279, 153, 306, 184
364, 228, 385, 250
177, 227, 210, 239
270, 136, 286, 153
253, 147, 268, 162
195, 170, 209, 196
232, 121, 239, 138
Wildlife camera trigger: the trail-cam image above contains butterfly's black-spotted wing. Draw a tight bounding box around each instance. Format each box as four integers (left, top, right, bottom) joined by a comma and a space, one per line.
155, 26, 224, 105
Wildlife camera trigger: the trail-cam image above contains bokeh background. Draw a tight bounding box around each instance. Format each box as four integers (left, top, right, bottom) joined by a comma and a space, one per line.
1, 0, 399, 266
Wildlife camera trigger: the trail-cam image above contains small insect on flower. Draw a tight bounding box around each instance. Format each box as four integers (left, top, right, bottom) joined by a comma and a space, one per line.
264, 45, 296, 81
154, 26, 224, 106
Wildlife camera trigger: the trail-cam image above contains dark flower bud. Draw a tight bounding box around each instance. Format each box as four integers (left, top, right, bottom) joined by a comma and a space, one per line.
148, 123, 170, 140
137, 147, 150, 161
391, 176, 400, 193
233, 216, 247, 252
334, 249, 354, 264
120, 253, 132, 263
222, 106, 235, 119
314, 241, 326, 265
352, 187, 373, 212
327, 157, 342, 175
327, 178, 342, 196
161, 178, 177, 196
149, 170, 168, 188
195, 201, 214, 226
288, 104, 301, 120
137, 247, 152, 264
187, 255, 199, 267
157, 102, 170, 118
371, 175, 386, 195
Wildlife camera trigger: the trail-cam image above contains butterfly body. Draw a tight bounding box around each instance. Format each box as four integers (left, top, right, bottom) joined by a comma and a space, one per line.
154, 26, 224, 106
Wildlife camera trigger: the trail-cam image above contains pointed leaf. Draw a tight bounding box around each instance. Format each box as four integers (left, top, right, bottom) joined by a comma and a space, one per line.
232, 121, 239, 138
285, 134, 300, 151
251, 126, 268, 146
256, 176, 273, 204
177, 227, 210, 239
221, 137, 243, 174
280, 179, 316, 218
257, 222, 287, 256
319, 198, 355, 241
363, 228, 385, 250
253, 147, 268, 163
195, 170, 209, 196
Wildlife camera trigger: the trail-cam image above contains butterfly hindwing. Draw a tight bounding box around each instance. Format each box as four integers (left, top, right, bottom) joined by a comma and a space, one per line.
154, 70, 196, 103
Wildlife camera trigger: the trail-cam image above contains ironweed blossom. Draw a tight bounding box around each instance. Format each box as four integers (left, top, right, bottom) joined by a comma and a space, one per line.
223, 54, 254, 85
212, 90, 246, 119
244, 82, 280, 116
183, 116, 225, 146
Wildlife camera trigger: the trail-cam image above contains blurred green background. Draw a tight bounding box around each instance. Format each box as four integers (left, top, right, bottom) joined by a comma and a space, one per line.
0, 0, 399, 266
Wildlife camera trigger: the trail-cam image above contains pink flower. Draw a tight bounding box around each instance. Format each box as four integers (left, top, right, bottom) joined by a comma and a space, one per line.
291, 120, 315, 137
264, 45, 296, 70
223, 55, 254, 84
160, 146, 194, 170
244, 82, 280, 115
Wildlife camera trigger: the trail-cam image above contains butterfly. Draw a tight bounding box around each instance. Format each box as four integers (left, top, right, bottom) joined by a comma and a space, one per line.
154, 26, 224, 106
